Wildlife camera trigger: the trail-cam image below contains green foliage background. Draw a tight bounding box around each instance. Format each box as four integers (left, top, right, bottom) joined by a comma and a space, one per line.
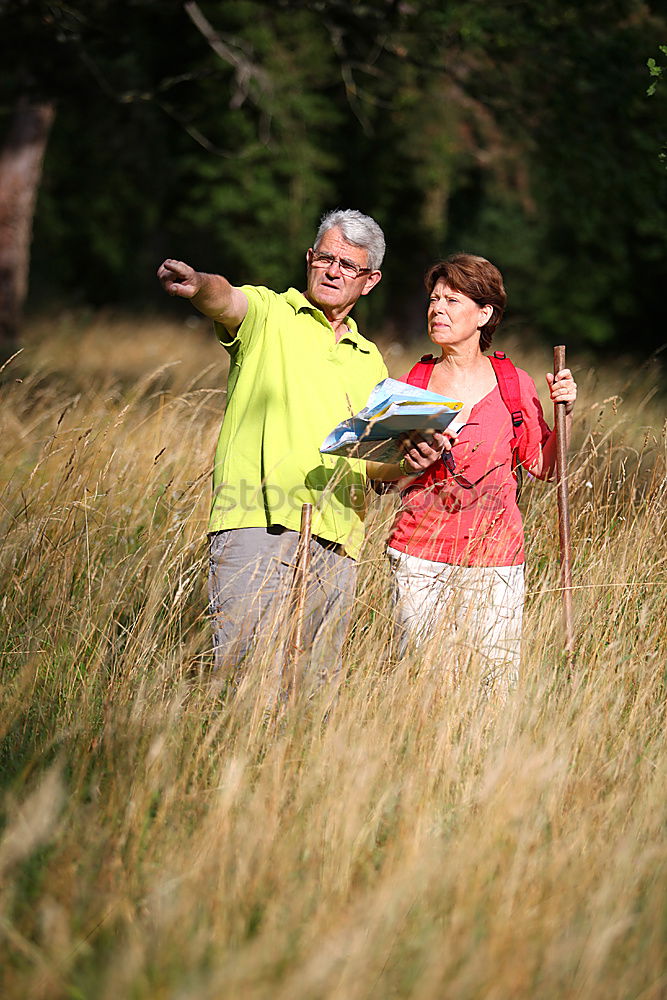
2, 0, 667, 352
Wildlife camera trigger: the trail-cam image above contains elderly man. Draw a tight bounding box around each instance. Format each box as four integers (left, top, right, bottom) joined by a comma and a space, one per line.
158, 209, 444, 683
158, 209, 393, 685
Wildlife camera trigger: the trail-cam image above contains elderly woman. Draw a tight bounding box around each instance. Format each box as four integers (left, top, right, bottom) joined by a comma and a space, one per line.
370, 253, 577, 693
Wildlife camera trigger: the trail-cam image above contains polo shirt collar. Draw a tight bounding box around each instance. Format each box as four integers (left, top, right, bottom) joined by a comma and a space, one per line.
284, 287, 372, 353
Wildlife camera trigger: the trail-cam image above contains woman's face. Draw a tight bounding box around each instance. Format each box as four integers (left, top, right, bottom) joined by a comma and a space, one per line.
427, 279, 492, 349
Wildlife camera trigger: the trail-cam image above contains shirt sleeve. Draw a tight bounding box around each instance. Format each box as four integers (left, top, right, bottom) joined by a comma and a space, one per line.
516, 369, 552, 468
213, 284, 270, 356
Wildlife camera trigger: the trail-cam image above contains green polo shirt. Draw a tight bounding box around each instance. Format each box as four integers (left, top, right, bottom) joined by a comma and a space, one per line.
209, 285, 387, 560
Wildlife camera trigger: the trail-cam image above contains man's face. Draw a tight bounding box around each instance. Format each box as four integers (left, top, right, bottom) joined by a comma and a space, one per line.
305, 227, 381, 318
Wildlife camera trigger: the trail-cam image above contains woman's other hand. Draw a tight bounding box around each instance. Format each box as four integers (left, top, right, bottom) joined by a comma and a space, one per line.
546, 368, 577, 415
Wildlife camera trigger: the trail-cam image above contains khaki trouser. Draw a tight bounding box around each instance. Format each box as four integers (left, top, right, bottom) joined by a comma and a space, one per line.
208, 527, 356, 695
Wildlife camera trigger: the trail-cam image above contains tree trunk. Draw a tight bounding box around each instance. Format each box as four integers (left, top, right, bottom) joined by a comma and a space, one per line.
0, 97, 56, 352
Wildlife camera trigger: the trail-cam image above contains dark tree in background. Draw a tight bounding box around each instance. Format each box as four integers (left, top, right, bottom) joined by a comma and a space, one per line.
0, 98, 54, 347
1, 0, 666, 355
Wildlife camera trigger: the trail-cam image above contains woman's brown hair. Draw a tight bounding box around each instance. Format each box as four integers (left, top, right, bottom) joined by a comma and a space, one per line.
424, 253, 507, 352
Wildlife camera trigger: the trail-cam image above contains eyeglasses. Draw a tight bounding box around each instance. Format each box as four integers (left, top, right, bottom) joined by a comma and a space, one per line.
309, 250, 372, 279
442, 449, 474, 488
443, 447, 502, 490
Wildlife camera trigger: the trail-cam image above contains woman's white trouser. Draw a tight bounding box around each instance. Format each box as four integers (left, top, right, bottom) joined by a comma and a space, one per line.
387, 547, 524, 696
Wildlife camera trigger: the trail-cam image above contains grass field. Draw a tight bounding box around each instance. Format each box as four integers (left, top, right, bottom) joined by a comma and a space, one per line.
1, 313, 667, 999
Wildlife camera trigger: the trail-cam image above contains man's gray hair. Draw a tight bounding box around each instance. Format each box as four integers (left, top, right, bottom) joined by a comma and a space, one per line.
314, 208, 386, 271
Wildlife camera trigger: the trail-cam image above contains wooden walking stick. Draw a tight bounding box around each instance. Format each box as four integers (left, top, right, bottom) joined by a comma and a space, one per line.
553, 346, 575, 670
285, 502, 313, 696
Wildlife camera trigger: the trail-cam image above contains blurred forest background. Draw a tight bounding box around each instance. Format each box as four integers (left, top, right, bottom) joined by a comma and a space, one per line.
1, 0, 666, 356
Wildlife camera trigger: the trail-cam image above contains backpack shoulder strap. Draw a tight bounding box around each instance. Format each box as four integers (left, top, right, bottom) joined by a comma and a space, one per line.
489, 350, 525, 451
489, 350, 526, 499
405, 354, 437, 390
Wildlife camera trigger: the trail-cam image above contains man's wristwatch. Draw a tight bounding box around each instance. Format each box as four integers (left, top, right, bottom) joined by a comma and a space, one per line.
399, 455, 413, 477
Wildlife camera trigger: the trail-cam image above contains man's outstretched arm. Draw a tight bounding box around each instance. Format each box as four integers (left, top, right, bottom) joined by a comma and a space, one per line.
157, 259, 249, 334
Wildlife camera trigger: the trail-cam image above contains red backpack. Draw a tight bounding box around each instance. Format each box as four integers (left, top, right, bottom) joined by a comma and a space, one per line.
406, 350, 526, 498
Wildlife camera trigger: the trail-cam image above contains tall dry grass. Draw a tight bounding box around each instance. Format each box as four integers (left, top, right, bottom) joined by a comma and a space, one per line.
1, 313, 667, 999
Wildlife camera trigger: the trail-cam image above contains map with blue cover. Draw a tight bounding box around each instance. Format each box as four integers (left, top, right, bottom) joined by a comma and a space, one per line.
320, 378, 463, 464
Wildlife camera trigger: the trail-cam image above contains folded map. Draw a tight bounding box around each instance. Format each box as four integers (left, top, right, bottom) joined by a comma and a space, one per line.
320, 377, 463, 464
